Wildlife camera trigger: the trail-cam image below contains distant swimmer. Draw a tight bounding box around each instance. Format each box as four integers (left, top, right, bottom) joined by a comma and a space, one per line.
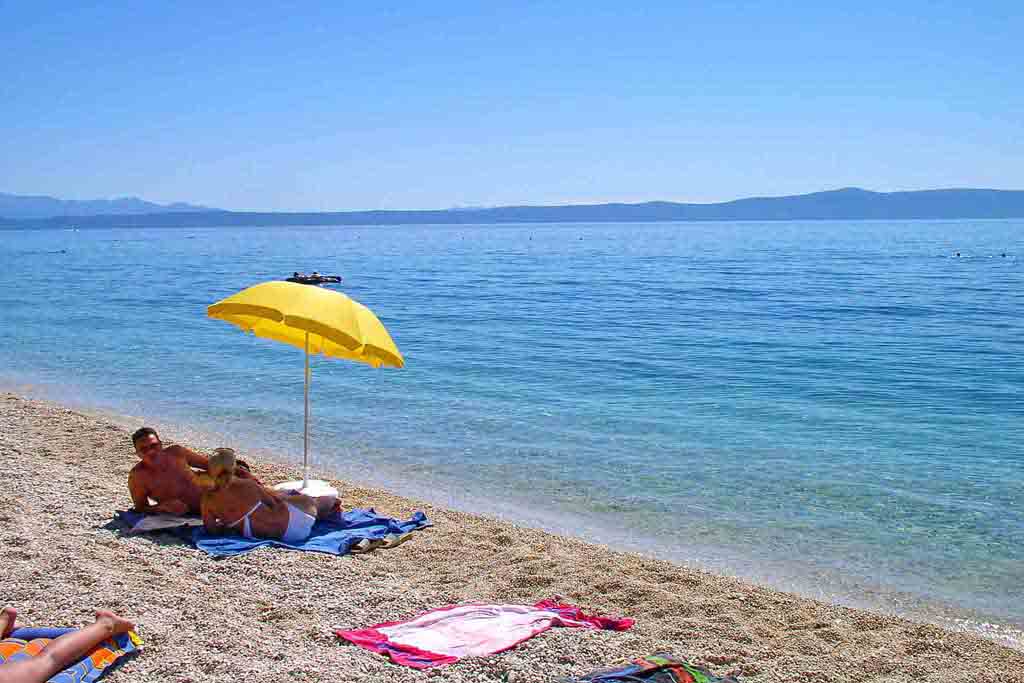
955, 252, 961, 257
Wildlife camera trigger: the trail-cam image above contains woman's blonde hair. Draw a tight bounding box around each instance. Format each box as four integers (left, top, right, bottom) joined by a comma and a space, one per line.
208, 448, 237, 488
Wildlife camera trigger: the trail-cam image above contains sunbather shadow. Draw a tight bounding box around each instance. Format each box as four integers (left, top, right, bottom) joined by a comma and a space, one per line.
145, 532, 195, 548
98, 518, 130, 533
101, 646, 141, 677
96, 515, 195, 548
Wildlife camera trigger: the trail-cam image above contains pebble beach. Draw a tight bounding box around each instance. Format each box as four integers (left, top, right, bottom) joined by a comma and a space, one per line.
2, 392, 1022, 683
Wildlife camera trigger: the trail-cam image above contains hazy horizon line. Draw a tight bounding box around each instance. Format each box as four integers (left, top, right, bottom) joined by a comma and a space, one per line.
7, 184, 1024, 216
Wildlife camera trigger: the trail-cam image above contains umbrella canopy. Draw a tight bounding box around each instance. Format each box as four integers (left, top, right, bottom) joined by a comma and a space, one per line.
207, 280, 403, 489
207, 280, 404, 369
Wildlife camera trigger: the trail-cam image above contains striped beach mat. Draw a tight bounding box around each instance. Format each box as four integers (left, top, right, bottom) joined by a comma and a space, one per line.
0, 628, 142, 683
563, 652, 741, 683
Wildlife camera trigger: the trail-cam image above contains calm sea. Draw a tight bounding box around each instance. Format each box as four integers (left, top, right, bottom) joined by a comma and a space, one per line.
1, 220, 1021, 644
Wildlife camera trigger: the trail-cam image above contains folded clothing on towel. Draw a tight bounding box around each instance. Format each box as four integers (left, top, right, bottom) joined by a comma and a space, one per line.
562, 652, 742, 683
0, 628, 142, 683
338, 598, 635, 669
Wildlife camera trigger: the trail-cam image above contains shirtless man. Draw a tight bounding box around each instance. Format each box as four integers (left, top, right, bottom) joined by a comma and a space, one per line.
128, 427, 256, 516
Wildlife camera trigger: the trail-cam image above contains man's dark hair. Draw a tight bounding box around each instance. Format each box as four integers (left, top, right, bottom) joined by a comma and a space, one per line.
131, 426, 159, 446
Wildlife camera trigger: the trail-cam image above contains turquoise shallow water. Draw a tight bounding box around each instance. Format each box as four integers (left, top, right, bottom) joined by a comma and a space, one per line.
1, 220, 1022, 641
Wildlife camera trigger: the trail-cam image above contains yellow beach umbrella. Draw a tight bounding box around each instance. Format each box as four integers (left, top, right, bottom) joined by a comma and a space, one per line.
207, 280, 403, 491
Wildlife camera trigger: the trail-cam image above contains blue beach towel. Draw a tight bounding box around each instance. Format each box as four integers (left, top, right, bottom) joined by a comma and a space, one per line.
193, 507, 430, 557
117, 508, 430, 557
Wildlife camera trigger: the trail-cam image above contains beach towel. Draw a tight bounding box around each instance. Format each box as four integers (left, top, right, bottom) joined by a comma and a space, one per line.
0, 628, 142, 683
124, 513, 205, 535
337, 598, 634, 669
193, 507, 430, 557
113, 511, 201, 542
562, 653, 741, 683
116, 508, 429, 556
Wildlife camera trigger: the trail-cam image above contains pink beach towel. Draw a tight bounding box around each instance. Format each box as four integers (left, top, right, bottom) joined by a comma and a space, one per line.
337, 598, 634, 669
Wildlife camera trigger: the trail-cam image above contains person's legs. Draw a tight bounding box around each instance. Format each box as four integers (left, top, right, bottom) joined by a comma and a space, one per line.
0, 611, 134, 683
0, 654, 51, 683
280, 493, 319, 517
279, 492, 340, 520
311, 495, 342, 519
0, 607, 16, 639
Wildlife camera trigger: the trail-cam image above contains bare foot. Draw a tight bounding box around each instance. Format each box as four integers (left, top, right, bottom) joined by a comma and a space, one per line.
0, 606, 16, 639
94, 611, 135, 636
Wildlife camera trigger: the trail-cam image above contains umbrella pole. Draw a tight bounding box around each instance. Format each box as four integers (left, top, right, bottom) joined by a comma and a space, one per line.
303, 331, 311, 489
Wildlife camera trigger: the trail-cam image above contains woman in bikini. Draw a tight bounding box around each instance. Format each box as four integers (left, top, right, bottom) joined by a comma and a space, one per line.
200, 448, 339, 544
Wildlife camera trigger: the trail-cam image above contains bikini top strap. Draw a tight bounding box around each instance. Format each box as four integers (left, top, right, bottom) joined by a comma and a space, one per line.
226, 500, 263, 537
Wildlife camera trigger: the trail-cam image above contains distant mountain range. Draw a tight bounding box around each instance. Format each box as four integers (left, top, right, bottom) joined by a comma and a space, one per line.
0, 192, 214, 219
2, 188, 1024, 228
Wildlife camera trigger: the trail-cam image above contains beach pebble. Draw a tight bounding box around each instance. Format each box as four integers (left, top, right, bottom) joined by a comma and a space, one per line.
1, 392, 1022, 683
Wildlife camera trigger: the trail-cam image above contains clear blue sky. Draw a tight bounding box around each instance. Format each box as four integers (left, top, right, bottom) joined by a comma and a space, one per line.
1, 1, 1021, 211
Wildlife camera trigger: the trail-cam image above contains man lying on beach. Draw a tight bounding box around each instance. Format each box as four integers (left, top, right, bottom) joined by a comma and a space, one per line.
128, 427, 257, 516
201, 448, 339, 544
0, 606, 135, 683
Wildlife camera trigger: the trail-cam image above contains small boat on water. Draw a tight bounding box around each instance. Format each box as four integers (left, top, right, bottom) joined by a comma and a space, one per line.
286, 272, 343, 286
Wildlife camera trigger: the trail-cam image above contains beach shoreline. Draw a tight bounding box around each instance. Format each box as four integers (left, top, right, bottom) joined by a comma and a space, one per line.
2, 391, 1023, 682
7, 376, 1022, 649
